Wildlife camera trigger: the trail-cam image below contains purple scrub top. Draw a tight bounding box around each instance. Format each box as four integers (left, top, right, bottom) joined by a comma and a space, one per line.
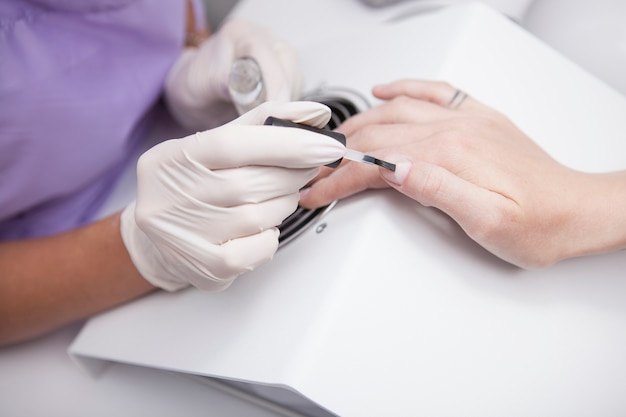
0, 0, 198, 240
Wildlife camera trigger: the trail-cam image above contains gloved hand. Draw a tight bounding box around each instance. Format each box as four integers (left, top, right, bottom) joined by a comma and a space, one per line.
120, 101, 344, 292
164, 17, 302, 131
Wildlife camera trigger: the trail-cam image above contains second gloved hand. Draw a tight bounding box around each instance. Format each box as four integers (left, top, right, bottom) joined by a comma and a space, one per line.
165, 17, 302, 130
121, 101, 345, 292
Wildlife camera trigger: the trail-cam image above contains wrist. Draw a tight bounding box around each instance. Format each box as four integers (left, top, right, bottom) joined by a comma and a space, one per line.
120, 203, 188, 292
555, 170, 626, 262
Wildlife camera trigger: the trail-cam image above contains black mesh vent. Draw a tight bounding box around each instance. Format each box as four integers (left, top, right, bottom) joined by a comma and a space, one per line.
278, 95, 363, 247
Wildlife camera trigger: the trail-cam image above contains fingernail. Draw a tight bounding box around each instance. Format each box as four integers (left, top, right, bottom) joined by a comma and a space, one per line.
380, 156, 411, 185
298, 187, 311, 200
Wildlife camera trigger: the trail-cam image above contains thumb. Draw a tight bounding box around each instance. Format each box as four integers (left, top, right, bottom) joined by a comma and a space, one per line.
231, 100, 331, 128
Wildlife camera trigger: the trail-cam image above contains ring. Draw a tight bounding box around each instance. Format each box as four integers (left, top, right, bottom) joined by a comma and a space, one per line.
447, 89, 468, 109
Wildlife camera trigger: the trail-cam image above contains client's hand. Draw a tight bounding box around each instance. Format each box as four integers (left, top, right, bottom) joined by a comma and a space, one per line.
121, 101, 344, 291
299, 79, 626, 268
164, 17, 302, 130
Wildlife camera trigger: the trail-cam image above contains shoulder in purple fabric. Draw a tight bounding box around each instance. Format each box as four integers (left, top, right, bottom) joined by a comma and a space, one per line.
0, 0, 186, 239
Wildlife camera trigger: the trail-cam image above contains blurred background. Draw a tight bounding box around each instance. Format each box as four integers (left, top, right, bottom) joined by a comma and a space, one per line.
204, 0, 626, 96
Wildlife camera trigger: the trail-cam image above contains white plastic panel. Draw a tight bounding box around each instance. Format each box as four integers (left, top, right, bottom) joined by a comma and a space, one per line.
70, 4, 626, 416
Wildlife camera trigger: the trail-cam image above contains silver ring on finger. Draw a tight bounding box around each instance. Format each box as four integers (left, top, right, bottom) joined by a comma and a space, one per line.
447, 89, 468, 109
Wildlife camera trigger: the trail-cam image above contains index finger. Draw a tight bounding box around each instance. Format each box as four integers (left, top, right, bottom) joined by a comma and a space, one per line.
337, 96, 459, 138
202, 125, 347, 169
143, 125, 345, 172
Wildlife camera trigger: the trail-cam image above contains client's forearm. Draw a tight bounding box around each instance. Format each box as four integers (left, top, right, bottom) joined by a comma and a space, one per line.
559, 170, 626, 261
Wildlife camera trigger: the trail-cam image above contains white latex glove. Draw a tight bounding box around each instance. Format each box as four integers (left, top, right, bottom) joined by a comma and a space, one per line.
164, 17, 303, 131
121, 101, 344, 292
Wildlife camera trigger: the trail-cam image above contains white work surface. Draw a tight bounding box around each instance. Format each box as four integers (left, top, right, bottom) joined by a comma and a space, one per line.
2, 2, 625, 417
0, 323, 299, 417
